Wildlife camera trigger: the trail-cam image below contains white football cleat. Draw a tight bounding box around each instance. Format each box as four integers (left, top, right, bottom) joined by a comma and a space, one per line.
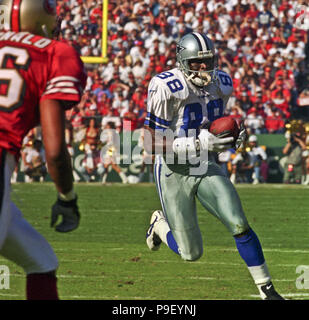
146, 210, 165, 251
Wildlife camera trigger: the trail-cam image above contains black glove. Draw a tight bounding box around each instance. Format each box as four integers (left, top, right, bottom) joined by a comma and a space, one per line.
51, 196, 80, 232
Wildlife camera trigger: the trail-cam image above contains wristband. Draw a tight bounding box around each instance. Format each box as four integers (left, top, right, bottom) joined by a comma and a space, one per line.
58, 189, 76, 202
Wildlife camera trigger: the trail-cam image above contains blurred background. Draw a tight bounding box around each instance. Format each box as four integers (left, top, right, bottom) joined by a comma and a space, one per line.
16, 0, 309, 185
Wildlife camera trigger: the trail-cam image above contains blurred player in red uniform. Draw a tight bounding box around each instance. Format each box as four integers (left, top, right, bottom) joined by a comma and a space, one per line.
0, 0, 86, 299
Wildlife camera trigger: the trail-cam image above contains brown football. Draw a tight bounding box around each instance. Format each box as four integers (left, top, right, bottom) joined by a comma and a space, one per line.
209, 117, 240, 141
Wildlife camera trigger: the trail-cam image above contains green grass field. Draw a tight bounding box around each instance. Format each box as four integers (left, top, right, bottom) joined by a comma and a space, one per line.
1, 183, 309, 300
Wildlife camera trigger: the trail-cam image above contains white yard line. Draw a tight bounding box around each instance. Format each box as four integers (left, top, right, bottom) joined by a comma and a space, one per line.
48, 247, 309, 254
250, 293, 309, 299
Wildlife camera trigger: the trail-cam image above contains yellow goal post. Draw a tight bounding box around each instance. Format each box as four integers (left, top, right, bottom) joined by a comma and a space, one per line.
81, 0, 109, 64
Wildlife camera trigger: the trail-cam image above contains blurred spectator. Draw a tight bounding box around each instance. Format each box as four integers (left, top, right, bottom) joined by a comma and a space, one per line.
230, 3, 245, 26
68, 103, 87, 143
123, 14, 140, 33
108, 72, 130, 97
257, 3, 273, 28
272, 90, 291, 118
302, 132, 309, 185
112, 91, 129, 117
101, 108, 122, 133
282, 131, 306, 184
84, 117, 100, 150
247, 135, 268, 184
230, 149, 255, 184
297, 88, 309, 107
244, 108, 265, 134
97, 92, 112, 116
262, 66, 274, 88
80, 117, 104, 182
228, 103, 245, 122
100, 122, 128, 184
20, 131, 35, 182
123, 101, 139, 131
22, 140, 47, 183
132, 59, 147, 85
270, 80, 292, 102
81, 145, 105, 183
115, 53, 132, 84
264, 109, 286, 134
85, 102, 99, 119
93, 80, 112, 101
238, 90, 253, 113
130, 41, 148, 66
131, 86, 147, 110
126, 71, 138, 96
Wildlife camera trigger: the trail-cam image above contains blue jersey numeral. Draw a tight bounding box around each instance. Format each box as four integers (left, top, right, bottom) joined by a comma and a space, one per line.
167, 79, 184, 93
156, 72, 174, 79
180, 103, 203, 132
180, 99, 224, 132
207, 99, 223, 121
218, 73, 233, 87
156, 72, 184, 93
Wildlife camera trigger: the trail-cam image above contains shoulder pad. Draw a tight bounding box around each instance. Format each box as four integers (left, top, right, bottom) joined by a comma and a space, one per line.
149, 68, 189, 100
217, 70, 233, 97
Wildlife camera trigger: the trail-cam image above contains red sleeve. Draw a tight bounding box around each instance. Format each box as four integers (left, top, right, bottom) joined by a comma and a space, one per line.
40, 41, 87, 107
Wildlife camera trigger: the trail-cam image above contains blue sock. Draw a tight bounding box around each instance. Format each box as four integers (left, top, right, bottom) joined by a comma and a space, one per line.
166, 231, 180, 255
234, 228, 265, 267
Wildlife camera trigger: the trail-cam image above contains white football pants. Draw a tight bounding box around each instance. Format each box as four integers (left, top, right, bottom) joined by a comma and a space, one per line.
0, 150, 58, 274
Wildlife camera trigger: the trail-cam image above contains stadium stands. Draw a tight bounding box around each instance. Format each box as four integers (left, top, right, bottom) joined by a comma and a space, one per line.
18, 0, 309, 183
56, 0, 308, 137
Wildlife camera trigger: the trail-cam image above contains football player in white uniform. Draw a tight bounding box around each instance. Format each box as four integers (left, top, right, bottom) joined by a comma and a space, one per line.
145, 32, 283, 300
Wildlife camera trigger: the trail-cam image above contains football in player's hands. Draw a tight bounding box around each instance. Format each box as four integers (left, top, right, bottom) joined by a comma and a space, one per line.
209, 117, 240, 146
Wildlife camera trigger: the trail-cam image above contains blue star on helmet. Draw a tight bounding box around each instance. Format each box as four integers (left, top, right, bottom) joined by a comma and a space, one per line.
176, 45, 185, 54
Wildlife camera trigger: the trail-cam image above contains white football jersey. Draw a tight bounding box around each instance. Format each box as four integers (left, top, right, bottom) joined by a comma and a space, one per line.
145, 67, 233, 137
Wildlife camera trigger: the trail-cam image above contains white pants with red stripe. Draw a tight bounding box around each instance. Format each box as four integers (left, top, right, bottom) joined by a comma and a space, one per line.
0, 150, 58, 274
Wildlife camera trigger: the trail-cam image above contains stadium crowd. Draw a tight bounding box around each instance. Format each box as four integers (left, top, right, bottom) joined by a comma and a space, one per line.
19, 0, 309, 184
56, 0, 309, 136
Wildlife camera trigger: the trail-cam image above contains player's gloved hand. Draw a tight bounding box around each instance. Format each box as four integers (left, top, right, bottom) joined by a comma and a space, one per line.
172, 136, 197, 157
51, 194, 80, 232
197, 129, 234, 153
235, 122, 248, 150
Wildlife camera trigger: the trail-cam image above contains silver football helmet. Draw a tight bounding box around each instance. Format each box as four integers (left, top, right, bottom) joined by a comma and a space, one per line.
176, 32, 217, 87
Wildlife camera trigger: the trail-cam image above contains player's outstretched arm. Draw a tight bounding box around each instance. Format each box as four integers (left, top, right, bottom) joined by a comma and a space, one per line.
40, 99, 80, 232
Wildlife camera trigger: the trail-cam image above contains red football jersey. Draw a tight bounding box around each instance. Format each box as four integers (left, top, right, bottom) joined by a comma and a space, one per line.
0, 31, 87, 156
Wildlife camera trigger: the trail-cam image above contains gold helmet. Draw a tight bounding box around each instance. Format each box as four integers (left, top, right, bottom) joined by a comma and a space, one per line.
0, 0, 59, 38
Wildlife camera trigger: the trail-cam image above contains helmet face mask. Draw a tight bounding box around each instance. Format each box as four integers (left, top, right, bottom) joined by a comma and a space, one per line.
185, 57, 216, 87
0, 0, 59, 39
176, 32, 217, 87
